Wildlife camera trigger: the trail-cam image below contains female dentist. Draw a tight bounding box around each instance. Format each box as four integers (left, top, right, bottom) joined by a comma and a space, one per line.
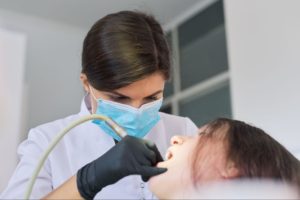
1, 11, 198, 199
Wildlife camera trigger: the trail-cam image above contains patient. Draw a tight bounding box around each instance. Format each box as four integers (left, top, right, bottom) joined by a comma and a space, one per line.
149, 118, 300, 199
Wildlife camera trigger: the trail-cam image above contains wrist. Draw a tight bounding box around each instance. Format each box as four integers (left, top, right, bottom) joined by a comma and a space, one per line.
77, 163, 99, 200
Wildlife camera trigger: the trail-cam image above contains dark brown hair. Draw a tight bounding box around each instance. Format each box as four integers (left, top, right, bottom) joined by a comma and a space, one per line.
192, 118, 300, 190
81, 11, 170, 91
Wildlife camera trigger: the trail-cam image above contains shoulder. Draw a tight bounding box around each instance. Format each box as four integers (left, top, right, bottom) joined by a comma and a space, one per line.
147, 112, 198, 153
159, 112, 185, 122
17, 113, 91, 167
158, 112, 198, 135
159, 112, 194, 125
32, 114, 79, 133
26, 113, 82, 147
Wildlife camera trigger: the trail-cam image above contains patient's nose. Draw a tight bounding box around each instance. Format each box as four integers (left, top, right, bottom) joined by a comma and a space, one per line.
170, 135, 185, 145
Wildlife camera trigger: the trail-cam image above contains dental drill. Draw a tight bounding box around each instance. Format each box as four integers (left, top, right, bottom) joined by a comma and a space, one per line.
24, 114, 127, 200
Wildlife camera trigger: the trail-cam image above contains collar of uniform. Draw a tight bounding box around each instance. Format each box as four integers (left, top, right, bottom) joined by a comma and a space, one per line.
79, 93, 92, 116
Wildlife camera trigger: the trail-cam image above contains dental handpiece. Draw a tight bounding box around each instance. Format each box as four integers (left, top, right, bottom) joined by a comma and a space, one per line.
104, 117, 127, 138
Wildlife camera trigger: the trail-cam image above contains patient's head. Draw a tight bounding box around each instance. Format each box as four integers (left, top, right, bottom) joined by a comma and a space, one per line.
149, 118, 300, 199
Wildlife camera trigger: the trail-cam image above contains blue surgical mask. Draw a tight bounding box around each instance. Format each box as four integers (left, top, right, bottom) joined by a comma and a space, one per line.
90, 89, 162, 141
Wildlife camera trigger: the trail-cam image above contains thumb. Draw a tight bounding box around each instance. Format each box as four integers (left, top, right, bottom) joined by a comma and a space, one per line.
139, 166, 167, 182
144, 141, 164, 163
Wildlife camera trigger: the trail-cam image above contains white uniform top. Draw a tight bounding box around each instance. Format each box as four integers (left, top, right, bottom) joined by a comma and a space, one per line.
1, 95, 198, 199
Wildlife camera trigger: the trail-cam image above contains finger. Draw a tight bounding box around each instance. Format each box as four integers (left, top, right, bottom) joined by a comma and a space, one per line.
121, 136, 154, 162
144, 142, 164, 163
135, 153, 152, 167
132, 139, 157, 165
142, 176, 149, 182
127, 138, 156, 165
139, 166, 167, 179
122, 135, 142, 145
152, 145, 164, 162
140, 166, 167, 182
139, 148, 157, 166
143, 139, 155, 148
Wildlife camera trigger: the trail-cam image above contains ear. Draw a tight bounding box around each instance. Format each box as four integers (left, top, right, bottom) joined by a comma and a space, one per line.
80, 73, 90, 93
221, 161, 239, 179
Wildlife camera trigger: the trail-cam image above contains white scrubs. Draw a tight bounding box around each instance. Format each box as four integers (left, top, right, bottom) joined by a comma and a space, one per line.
0, 95, 198, 199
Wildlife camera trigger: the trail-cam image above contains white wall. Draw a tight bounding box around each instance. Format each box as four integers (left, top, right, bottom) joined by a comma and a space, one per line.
224, 0, 300, 157
0, 10, 86, 191
0, 28, 26, 192
0, 9, 86, 137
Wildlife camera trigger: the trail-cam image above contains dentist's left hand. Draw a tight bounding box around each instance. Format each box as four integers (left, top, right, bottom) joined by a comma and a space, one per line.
76, 135, 167, 200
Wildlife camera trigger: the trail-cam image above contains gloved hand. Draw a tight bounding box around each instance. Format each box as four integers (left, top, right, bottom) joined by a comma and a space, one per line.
76, 135, 167, 199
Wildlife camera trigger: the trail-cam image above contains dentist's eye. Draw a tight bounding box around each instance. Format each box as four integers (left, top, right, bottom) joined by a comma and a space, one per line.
148, 96, 158, 101
144, 96, 159, 104
110, 96, 130, 103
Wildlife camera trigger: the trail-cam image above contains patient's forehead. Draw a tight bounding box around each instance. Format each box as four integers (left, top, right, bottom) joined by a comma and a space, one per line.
198, 123, 229, 140
198, 125, 207, 134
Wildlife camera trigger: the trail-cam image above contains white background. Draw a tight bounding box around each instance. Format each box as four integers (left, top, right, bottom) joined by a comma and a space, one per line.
0, 9, 85, 138
225, 0, 300, 157
0, 10, 85, 191
0, 28, 26, 191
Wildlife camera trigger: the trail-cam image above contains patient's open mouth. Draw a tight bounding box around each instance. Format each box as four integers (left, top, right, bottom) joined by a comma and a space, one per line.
165, 151, 173, 161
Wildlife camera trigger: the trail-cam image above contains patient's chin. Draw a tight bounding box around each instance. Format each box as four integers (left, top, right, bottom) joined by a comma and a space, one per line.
149, 168, 166, 185
149, 169, 185, 199
148, 172, 168, 199
148, 175, 158, 196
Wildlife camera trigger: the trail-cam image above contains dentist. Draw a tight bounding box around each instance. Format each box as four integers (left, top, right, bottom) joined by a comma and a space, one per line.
1, 11, 198, 199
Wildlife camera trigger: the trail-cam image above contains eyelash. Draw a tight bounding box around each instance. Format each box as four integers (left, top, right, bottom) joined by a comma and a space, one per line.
110, 96, 128, 102
110, 96, 158, 102
147, 96, 159, 101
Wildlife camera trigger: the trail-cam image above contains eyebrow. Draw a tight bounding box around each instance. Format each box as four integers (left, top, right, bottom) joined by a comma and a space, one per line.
108, 90, 163, 99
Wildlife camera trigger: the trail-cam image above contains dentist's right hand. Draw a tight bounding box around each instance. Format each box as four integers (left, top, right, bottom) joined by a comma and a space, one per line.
76, 135, 167, 200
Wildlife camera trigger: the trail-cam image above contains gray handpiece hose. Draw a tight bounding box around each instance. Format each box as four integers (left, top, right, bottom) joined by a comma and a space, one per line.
24, 114, 127, 200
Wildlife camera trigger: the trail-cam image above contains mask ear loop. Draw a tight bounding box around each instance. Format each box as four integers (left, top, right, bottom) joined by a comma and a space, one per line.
83, 91, 92, 113
88, 85, 98, 101
88, 85, 100, 114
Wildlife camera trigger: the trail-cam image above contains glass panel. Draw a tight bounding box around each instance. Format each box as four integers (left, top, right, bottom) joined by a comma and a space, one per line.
178, 0, 228, 89
179, 84, 232, 127
180, 25, 228, 89
179, 0, 224, 49
165, 32, 172, 53
164, 31, 174, 98
164, 80, 174, 98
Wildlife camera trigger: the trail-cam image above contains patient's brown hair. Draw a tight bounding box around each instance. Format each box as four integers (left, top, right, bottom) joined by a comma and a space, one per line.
192, 118, 300, 190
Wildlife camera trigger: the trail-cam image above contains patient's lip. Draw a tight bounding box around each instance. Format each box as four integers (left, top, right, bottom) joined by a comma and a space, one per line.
165, 149, 173, 161
155, 148, 174, 168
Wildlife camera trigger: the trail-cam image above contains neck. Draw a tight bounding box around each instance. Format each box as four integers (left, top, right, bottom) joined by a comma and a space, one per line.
167, 187, 196, 199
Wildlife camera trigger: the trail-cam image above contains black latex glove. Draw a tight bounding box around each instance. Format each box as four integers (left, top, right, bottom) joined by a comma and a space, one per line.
76, 135, 167, 199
